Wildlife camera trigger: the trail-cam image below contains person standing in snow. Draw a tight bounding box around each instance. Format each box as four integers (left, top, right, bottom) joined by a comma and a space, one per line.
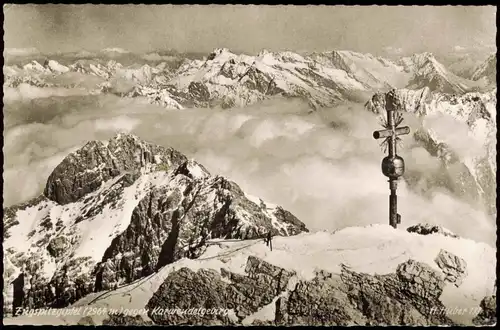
265, 231, 273, 251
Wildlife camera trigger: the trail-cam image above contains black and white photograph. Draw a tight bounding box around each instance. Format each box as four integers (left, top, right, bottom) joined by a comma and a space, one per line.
2, 4, 497, 326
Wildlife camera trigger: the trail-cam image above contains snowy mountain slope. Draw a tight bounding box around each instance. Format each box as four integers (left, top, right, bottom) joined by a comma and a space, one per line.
471, 53, 496, 88
442, 54, 484, 79
4, 224, 495, 326
47, 60, 70, 73
400, 53, 476, 94
366, 87, 496, 215
3, 133, 307, 314
308, 50, 411, 90
166, 48, 372, 109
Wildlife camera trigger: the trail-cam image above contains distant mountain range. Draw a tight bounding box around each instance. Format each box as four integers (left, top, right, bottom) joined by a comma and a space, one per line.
4, 48, 495, 110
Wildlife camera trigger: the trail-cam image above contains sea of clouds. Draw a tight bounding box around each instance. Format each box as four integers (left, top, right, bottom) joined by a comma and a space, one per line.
2, 84, 496, 245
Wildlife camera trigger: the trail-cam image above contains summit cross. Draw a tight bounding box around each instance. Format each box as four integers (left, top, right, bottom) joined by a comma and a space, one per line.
372, 90, 410, 229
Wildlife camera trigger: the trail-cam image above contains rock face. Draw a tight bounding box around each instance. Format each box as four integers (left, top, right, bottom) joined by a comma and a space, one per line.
407, 224, 459, 239
400, 53, 472, 94
146, 256, 454, 326
472, 295, 497, 326
3, 133, 307, 314
471, 53, 496, 86
44, 133, 187, 205
146, 256, 295, 325
102, 313, 154, 326
366, 87, 496, 216
93, 172, 306, 291
283, 260, 452, 326
434, 249, 468, 287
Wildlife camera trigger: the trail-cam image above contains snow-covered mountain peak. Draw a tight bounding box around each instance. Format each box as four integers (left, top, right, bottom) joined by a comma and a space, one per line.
471, 53, 496, 86
400, 52, 475, 94
4, 134, 308, 316
207, 47, 232, 61
44, 133, 188, 205
46, 60, 70, 73
22, 60, 49, 73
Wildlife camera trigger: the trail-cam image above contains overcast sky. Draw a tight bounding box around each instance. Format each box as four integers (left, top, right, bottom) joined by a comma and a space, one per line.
3, 5, 497, 56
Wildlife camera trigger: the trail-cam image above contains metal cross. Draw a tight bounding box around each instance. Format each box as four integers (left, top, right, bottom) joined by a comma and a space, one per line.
372, 90, 410, 229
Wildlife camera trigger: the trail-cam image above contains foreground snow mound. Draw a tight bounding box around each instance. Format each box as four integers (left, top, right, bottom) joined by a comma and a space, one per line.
3, 133, 307, 314
4, 224, 495, 326
366, 88, 496, 215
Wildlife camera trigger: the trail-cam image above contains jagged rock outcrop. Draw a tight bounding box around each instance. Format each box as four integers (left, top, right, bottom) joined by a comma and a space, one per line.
280, 260, 453, 326
406, 224, 459, 239
77, 316, 96, 325
472, 295, 496, 325
3, 133, 307, 313
146, 256, 454, 326
102, 313, 154, 326
399, 52, 472, 94
93, 172, 306, 291
146, 256, 295, 325
44, 133, 187, 205
434, 249, 468, 287
471, 54, 496, 85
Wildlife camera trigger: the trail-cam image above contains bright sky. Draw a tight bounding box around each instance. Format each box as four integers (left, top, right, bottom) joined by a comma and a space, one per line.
3, 5, 497, 56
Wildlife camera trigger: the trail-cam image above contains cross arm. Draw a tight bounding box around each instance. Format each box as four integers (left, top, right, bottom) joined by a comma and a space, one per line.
373, 126, 410, 139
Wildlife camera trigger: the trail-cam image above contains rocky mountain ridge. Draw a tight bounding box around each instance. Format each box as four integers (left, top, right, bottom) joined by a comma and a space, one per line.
3, 133, 307, 314
471, 53, 496, 87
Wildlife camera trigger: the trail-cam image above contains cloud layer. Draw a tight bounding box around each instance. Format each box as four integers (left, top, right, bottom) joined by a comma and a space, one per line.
3, 91, 495, 245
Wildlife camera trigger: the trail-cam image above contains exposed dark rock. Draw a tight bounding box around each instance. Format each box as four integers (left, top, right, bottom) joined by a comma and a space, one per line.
102, 313, 153, 325
44, 133, 187, 205
146, 256, 295, 325
407, 224, 459, 238
47, 236, 70, 259
146, 257, 455, 326
472, 295, 496, 326
434, 249, 468, 287
283, 260, 451, 326
77, 316, 95, 325
188, 81, 210, 103
273, 206, 309, 233
93, 171, 306, 291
